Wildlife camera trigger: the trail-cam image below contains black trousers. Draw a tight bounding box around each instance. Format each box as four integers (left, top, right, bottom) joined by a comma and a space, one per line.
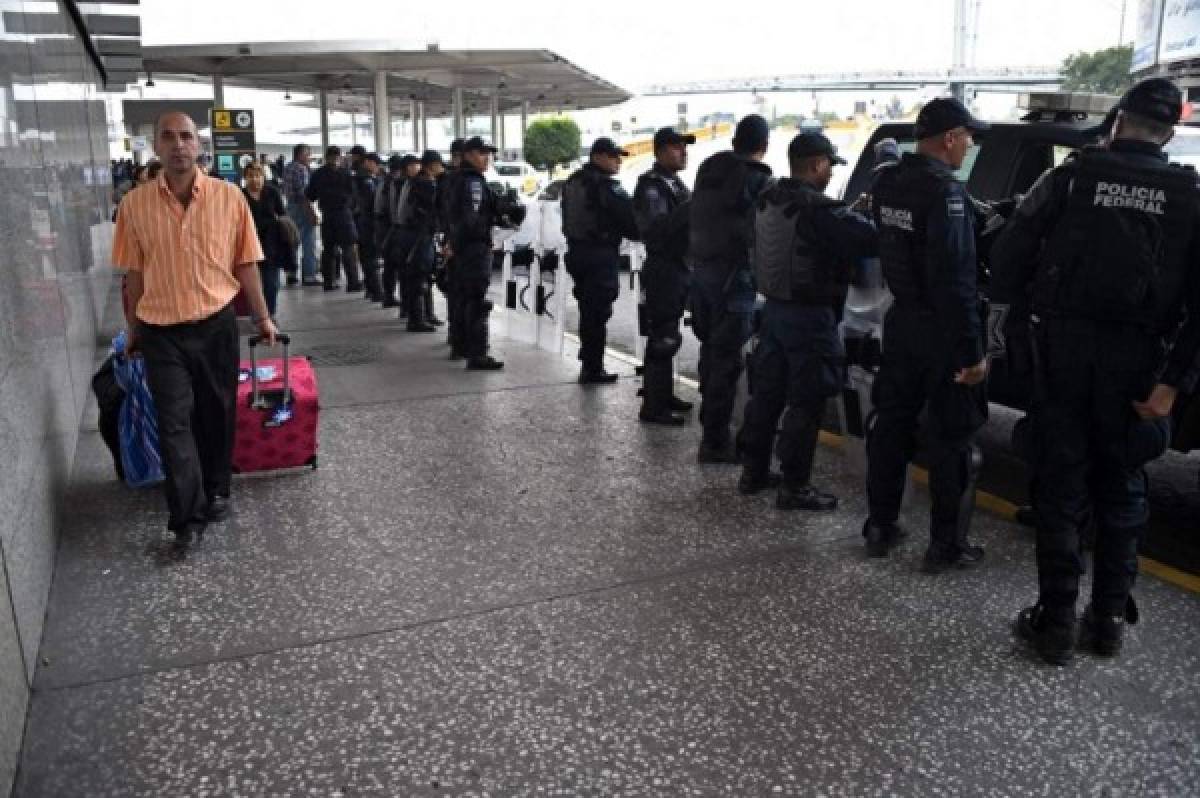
691, 265, 755, 448
740, 301, 843, 487
442, 256, 464, 351
458, 244, 493, 358
565, 243, 620, 372
866, 306, 987, 550
1031, 319, 1165, 621
140, 304, 239, 531
640, 258, 690, 414
384, 228, 415, 305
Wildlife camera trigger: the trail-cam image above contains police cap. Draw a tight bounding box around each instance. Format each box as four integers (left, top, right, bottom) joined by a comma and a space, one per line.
399, 154, 420, 167
590, 137, 630, 157
1118, 77, 1183, 126
364, 152, 383, 164
788, 132, 847, 165
420, 149, 445, 166
449, 138, 466, 154
653, 127, 697, 150
348, 144, 367, 157
733, 114, 770, 154
914, 97, 990, 139
462, 136, 498, 154
386, 154, 405, 171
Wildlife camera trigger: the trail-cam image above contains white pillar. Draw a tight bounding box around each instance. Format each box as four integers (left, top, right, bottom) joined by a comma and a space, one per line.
490, 94, 500, 148
373, 71, 391, 153
497, 98, 507, 153
410, 98, 419, 152
212, 75, 224, 109
350, 112, 357, 146
452, 88, 464, 139
520, 100, 529, 155
318, 89, 329, 153
418, 101, 428, 152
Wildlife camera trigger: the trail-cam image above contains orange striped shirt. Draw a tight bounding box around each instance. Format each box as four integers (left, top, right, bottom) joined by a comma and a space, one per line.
112, 167, 264, 325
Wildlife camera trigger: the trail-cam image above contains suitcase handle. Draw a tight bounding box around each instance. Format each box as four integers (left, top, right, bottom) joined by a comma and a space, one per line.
247, 334, 292, 409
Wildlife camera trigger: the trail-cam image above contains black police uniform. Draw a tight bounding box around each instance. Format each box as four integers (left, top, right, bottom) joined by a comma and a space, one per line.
401, 173, 439, 330
373, 166, 403, 305
740, 177, 877, 507
689, 150, 774, 455
438, 166, 465, 355
633, 163, 691, 416
992, 136, 1200, 658
305, 162, 362, 290
447, 163, 502, 367
562, 162, 640, 378
352, 166, 382, 300
866, 151, 988, 561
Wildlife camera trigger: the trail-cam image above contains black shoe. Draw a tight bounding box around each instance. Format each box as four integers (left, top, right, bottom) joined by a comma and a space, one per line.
323, 283, 340, 291
1015, 506, 1037, 528
286, 276, 300, 287
669, 395, 694, 413
448, 349, 465, 361
407, 322, 437, 333
346, 282, 364, 293
1015, 605, 1076, 666
427, 316, 445, 326
302, 278, 323, 287
639, 409, 687, 426
777, 484, 838, 511
921, 543, 986, 574
398, 307, 408, 319
466, 355, 504, 370
863, 519, 904, 558
697, 441, 740, 465
205, 496, 231, 523
365, 291, 382, 302
737, 469, 781, 495
172, 520, 206, 545
381, 298, 400, 308
1079, 604, 1127, 657
579, 369, 619, 384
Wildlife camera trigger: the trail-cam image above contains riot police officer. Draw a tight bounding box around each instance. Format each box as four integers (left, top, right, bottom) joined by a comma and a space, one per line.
305, 145, 363, 292
562, 137, 641, 383
991, 78, 1200, 665
351, 148, 384, 301
689, 114, 774, 463
863, 98, 990, 571
634, 127, 695, 423
399, 150, 445, 332
378, 154, 420, 313
738, 133, 878, 510
440, 139, 467, 357
374, 154, 407, 307
447, 136, 507, 370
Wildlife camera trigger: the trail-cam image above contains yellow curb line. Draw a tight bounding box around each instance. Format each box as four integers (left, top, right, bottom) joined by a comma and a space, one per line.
561, 335, 1200, 595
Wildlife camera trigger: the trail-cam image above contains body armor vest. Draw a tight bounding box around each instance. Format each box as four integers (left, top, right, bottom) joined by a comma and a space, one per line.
637, 169, 691, 259
1033, 148, 1195, 329
754, 179, 848, 304
563, 167, 613, 244
871, 157, 949, 310
689, 151, 767, 263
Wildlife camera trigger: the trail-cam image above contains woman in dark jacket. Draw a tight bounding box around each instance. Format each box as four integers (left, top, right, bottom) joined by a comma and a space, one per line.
242, 161, 289, 317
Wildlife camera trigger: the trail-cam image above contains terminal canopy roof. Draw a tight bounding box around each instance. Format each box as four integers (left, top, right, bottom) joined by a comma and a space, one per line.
140, 40, 631, 115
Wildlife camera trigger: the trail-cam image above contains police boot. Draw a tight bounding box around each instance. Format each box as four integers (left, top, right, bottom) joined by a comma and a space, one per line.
424, 286, 443, 325
921, 540, 985, 574
1014, 604, 1076, 666
776, 483, 837, 512
737, 468, 781, 496
669, 395, 694, 413
579, 369, 618, 384
1080, 597, 1138, 658
639, 408, 686, 426
863, 518, 906, 558
696, 439, 739, 465
466, 355, 504, 371
363, 260, 383, 302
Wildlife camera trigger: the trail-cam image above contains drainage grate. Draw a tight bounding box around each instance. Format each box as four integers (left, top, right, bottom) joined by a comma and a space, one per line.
303, 343, 384, 366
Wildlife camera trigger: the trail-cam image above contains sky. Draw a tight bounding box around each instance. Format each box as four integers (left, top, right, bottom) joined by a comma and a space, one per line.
142, 0, 1135, 90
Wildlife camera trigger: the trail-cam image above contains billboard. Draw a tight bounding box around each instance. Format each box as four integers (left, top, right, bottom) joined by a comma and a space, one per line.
1133, 0, 1164, 71
1159, 0, 1200, 64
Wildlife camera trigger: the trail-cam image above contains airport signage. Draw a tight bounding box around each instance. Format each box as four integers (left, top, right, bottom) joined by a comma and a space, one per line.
1159, 0, 1200, 64
210, 108, 256, 182
1133, 0, 1163, 71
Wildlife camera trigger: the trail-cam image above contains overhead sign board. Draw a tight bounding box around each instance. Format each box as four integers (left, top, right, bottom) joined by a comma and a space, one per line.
1159, 0, 1200, 64
210, 108, 255, 183
1133, 0, 1164, 71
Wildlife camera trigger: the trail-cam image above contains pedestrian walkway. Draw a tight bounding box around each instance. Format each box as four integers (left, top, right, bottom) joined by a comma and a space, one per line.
14, 286, 1199, 796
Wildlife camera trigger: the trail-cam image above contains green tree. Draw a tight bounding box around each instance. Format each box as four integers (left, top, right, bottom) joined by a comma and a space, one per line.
1060, 45, 1134, 95
523, 117, 581, 172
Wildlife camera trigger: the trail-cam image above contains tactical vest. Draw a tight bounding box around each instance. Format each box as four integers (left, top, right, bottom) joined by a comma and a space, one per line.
871, 158, 949, 309
1033, 148, 1195, 329
636, 169, 691, 259
562, 168, 613, 244
754, 180, 849, 305
689, 151, 768, 263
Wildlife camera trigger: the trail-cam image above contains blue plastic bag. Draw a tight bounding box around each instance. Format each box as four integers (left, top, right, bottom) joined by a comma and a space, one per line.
111, 331, 164, 488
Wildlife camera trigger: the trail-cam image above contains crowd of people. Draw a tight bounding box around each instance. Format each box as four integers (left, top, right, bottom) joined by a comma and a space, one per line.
113, 75, 1199, 667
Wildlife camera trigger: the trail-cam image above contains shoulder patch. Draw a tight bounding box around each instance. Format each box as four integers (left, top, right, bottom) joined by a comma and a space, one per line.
946, 194, 966, 218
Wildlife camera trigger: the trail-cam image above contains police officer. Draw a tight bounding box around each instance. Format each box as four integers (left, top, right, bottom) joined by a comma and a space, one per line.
305, 145, 363, 292
378, 154, 421, 313
634, 127, 696, 423
991, 78, 1200, 665
440, 139, 467, 357
447, 136, 506, 370
863, 97, 990, 571
351, 148, 384, 301
562, 137, 641, 383
399, 150, 445, 332
689, 114, 774, 462
374, 154, 407, 307
738, 132, 878, 510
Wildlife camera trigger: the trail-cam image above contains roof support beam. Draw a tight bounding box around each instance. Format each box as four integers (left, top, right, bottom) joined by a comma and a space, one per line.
318, 88, 329, 153
373, 70, 390, 153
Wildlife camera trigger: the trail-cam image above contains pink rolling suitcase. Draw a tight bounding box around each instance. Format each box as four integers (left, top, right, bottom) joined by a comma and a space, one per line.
232, 334, 319, 473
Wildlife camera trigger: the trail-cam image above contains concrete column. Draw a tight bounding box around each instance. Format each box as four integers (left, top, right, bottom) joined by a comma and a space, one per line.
410, 98, 419, 152
497, 98, 507, 153
418, 100, 428, 152
212, 75, 224, 109
490, 94, 500, 148
318, 89, 330, 153
520, 100, 529, 154
452, 88, 464, 139
350, 112, 357, 146
373, 71, 391, 153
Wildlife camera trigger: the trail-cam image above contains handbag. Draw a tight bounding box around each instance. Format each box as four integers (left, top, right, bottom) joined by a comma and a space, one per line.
276, 214, 300, 250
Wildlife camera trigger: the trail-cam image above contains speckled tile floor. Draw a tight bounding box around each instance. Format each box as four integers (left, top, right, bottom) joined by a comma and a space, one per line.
15, 292, 1200, 797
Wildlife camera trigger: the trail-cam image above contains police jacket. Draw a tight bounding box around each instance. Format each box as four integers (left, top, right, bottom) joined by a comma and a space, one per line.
446, 166, 497, 250
561, 162, 639, 250
872, 152, 983, 368
754, 177, 878, 307
992, 139, 1200, 393
406, 174, 438, 237
352, 170, 378, 234
688, 150, 774, 266
633, 164, 691, 266
436, 167, 460, 235
304, 164, 354, 214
